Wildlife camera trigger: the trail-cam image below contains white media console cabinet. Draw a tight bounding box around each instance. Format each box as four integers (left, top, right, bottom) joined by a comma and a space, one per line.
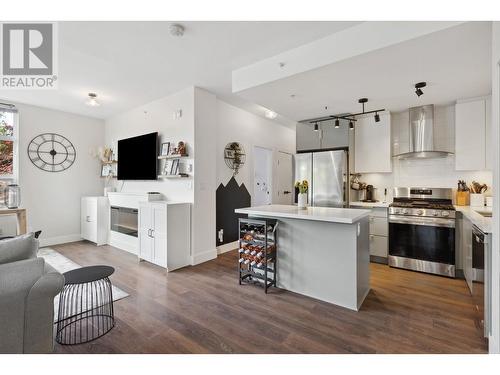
81, 192, 191, 271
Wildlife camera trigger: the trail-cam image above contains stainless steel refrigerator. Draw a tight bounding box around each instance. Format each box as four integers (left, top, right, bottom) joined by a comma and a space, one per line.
293, 150, 349, 207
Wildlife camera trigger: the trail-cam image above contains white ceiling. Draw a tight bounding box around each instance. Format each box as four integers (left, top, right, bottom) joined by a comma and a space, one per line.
235, 22, 493, 121
0, 21, 360, 121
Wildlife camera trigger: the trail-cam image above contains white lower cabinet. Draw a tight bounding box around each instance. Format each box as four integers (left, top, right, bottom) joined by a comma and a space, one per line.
351, 206, 388, 262
138, 201, 191, 271
81, 197, 109, 246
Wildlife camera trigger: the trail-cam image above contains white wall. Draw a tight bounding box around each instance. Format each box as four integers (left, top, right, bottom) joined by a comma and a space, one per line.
489, 21, 500, 354
216, 100, 296, 203
1, 102, 105, 246
192, 88, 217, 264
104, 87, 195, 203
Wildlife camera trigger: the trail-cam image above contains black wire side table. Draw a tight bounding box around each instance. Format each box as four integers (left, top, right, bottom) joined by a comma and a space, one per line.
56, 265, 115, 345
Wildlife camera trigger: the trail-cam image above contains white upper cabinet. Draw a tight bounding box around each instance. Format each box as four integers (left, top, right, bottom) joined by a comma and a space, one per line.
455, 98, 489, 171
354, 113, 392, 173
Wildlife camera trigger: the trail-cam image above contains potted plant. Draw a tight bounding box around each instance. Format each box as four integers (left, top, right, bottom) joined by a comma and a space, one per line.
295, 180, 309, 209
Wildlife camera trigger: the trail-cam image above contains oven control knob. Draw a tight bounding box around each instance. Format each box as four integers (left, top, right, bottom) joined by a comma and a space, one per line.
432, 211, 439, 216
416, 210, 424, 216
394, 208, 401, 214
441, 211, 450, 217
402, 209, 408, 215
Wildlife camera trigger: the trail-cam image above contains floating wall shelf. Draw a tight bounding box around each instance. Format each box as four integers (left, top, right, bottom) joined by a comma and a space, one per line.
158, 154, 189, 160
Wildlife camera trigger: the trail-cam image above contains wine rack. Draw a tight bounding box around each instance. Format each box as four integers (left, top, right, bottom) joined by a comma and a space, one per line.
238, 218, 277, 293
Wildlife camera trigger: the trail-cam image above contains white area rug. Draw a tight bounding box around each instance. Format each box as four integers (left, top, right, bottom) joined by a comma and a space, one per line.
38, 247, 129, 321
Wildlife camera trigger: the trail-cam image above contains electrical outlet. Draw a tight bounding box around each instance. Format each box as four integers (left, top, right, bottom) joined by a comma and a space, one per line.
218, 229, 224, 243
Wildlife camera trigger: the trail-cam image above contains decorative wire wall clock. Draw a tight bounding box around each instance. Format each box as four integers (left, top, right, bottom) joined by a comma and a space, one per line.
27, 133, 76, 172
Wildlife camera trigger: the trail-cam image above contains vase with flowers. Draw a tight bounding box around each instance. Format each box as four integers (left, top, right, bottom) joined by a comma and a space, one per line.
294, 180, 309, 209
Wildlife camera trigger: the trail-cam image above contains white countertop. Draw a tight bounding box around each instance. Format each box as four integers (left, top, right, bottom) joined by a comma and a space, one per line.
455, 205, 492, 233
350, 201, 391, 208
235, 204, 371, 224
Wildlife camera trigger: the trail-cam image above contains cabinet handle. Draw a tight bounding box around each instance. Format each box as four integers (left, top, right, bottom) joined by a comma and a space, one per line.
147, 229, 152, 237
370, 235, 374, 241
86, 216, 91, 222
369, 217, 374, 222
150, 229, 155, 238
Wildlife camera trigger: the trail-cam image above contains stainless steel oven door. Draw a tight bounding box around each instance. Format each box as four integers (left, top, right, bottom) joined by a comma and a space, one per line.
388, 215, 455, 275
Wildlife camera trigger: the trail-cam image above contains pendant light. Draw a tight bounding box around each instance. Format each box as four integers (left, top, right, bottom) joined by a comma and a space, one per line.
349, 121, 354, 130
374, 112, 380, 123
313, 122, 319, 131
334, 119, 340, 128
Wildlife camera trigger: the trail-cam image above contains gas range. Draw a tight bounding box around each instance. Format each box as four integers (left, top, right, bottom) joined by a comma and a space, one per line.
389, 187, 455, 219
388, 187, 456, 277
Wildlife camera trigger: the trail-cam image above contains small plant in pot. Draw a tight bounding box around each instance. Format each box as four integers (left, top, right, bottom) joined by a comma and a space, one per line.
295, 180, 309, 209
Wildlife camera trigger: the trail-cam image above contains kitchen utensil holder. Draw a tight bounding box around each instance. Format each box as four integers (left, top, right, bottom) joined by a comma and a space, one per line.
456, 191, 469, 206
470, 193, 485, 207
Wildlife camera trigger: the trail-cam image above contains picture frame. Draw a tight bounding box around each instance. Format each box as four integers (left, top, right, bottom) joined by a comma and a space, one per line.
170, 159, 180, 175
224, 149, 235, 159
163, 160, 172, 175
101, 164, 113, 177
160, 142, 171, 156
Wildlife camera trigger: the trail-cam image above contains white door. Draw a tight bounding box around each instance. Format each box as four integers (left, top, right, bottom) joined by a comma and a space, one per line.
152, 205, 167, 268
139, 204, 154, 262
253, 146, 273, 206
276, 151, 293, 204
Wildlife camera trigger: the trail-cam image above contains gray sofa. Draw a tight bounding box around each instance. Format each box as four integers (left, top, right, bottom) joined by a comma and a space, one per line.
0, 233, 64, 353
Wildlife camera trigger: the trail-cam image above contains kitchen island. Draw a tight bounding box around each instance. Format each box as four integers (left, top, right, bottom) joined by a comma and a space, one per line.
235, 204, 371, 311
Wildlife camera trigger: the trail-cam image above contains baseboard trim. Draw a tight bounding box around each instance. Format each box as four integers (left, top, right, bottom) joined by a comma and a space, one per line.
489, 334, 499, 354
39, 234, 82, 247
217, 240, 238, 255
191, 249, 217, 265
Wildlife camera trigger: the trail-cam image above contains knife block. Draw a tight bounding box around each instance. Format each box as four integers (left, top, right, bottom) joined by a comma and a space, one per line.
456, 191, 469, 206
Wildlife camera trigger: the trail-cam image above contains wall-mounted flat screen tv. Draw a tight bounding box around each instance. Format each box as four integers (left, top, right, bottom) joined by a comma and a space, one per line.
117, 132, 158, 180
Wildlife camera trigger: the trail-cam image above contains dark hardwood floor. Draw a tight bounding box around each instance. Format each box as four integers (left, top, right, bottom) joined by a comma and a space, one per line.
52, 241, 487, 354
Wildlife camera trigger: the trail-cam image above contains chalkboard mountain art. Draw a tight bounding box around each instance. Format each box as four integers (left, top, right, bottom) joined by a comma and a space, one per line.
216, 177, 251, 246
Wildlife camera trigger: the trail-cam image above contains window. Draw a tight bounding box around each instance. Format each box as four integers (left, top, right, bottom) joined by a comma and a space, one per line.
0, 106, 18, 198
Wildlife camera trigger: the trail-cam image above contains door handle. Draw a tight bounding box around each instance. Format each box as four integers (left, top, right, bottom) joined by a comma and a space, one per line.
283, 191, 291, 194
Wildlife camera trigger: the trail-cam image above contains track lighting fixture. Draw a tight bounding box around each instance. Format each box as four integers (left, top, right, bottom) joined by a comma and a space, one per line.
415, 82, 426, 97
307, 98, 384, 130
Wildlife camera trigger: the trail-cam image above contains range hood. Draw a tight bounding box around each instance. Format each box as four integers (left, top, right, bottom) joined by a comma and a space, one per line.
394, 104, 453, 159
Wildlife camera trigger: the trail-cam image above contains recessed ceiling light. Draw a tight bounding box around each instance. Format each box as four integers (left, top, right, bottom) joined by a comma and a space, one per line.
265, 110, 278, 119
169, 24, 185, 37
86, 93, 100, 107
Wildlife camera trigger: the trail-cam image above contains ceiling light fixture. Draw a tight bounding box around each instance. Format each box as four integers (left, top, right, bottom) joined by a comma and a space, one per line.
374, 112, 380, 123
415, 82, 426, 97
265, 110, 278, 119
314, 122, 319, 131
334, 119, 340, 128
86, 93, 100, 107
349, 121, 354, 130
169, 24, 185, 37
